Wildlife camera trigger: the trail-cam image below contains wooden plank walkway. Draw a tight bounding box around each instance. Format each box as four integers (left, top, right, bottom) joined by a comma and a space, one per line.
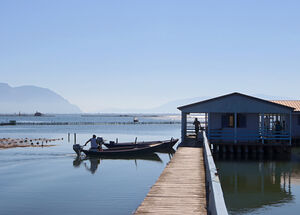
134, 147, 207, 215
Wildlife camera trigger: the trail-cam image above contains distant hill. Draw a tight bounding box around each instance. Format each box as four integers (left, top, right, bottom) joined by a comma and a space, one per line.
0, 83, 81, 114
99, 93, 297, 113
149, 96, 210, 113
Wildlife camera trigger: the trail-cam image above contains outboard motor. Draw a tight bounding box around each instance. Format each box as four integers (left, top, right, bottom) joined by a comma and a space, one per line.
73, 144, 83, 157
96, 137, 104, 144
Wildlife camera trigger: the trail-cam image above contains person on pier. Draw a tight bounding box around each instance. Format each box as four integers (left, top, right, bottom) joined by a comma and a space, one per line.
84, 135, 103, 151
193, 118, 201, 139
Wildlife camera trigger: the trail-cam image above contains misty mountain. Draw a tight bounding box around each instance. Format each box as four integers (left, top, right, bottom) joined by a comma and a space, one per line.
0, 83, 81, 113
99, 93, 297, 113
149, 96, 210, 113
99, 96, 210, 113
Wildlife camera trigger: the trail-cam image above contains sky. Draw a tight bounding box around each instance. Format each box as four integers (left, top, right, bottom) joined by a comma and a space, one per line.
1, 0, 300, 112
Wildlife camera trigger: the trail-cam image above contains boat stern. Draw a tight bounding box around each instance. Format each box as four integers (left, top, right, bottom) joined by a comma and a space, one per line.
73, 144, 83, 156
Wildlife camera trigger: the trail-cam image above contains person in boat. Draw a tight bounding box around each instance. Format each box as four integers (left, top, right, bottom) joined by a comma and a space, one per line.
193, 118, 201, 139
84, 135, 103, 151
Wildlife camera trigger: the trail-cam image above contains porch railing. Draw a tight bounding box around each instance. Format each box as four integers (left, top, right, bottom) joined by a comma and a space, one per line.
206, 129, 290, 143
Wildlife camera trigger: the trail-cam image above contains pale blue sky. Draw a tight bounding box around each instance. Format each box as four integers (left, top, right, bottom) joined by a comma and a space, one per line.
1, 0, 300, 112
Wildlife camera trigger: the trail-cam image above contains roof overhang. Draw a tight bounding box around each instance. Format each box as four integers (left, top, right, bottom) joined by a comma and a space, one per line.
178, 92, 295, 114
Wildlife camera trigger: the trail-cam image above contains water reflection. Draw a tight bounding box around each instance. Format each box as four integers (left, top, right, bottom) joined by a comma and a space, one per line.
73, 152, 168, 174
215, 154, 300, 215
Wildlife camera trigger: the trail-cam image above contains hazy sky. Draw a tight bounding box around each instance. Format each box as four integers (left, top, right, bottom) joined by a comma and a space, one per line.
1, 0, 300, 112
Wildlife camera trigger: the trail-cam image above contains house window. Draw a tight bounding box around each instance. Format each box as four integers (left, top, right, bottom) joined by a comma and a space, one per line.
229, 114, 234, 127
237, 114, 247, 128
221, 113, 246, 128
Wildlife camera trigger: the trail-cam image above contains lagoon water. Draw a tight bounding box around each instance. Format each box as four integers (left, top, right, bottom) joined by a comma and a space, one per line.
215, 152, 300, 215
1, 114, 300, 215
0, 114, 180, 215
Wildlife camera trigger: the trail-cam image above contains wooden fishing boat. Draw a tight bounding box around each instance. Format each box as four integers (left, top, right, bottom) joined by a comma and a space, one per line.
103, 138, 178, 150
73, 142, 171, 157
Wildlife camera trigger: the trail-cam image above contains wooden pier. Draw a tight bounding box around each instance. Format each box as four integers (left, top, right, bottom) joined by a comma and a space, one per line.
134, 147, 207, 215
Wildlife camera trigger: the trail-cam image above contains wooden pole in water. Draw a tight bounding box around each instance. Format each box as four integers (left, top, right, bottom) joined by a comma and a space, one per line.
135, 137, 137, 144
74, 133, 76, 144
68, 133, 70, 142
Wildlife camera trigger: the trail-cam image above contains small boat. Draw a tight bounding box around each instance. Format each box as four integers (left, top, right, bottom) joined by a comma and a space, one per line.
73, 142, 171, 157
34, 111, 43, 116
103, 138, 178, 150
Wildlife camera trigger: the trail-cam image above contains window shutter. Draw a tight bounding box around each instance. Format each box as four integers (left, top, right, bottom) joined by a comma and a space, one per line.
239, 114, 247, 128
222, 114, 228, 128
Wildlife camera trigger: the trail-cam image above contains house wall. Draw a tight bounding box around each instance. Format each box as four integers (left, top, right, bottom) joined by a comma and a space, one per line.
292, 113, 300, 137
210, 113, 259, 131
209, 113, 259, 141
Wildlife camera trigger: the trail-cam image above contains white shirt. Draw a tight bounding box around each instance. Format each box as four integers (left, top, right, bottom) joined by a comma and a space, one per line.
90, 138, 98, 148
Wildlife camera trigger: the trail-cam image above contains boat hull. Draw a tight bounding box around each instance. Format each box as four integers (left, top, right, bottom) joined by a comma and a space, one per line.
81, 142, 167, 157
103, 139, 178, 150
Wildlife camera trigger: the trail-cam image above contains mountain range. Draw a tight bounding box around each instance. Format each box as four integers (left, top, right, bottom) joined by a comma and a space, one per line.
0, 82, 296, 114
99, 93, 296, 113
0, 83, 81, 114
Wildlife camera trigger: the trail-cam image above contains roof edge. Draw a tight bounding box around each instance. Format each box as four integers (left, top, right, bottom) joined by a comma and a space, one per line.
177, 92, 295, 111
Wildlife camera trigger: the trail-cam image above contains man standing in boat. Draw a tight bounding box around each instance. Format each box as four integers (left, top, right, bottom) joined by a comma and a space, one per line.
84, 135, 103, 151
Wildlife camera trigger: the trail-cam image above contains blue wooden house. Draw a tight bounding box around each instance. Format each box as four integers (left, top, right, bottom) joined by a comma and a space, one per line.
178, 92, 300, 145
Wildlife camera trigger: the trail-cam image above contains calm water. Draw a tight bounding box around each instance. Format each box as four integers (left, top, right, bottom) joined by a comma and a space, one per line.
0, 114, 180, 215
1, 114, 300, 215
215, 151, 300, 215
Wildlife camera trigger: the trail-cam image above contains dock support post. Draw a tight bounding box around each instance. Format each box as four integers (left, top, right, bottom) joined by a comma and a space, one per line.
290, 111, 292, 145
258, 146, 263, 154
236, 145, 241, 154
267, 146, 273, 158
251, 146, 257, 157
181, 112, 187, 141
229, 145, 234, 154
74, 133, 76, 144
234, 113, 237, 144
213, 144, 218, 153
236, 145, 241, 158
244, 146, 249, 160
244, 145, 248, 154
262, 113, 265, 144
222, 145, 227, 154
208, 112, 211, 140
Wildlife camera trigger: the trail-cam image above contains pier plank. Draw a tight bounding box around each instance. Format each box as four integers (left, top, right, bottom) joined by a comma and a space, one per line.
134, 147, 207, 215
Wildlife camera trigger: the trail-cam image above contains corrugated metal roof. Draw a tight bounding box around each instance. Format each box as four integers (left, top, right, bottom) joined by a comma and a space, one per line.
271, 100, 300, 111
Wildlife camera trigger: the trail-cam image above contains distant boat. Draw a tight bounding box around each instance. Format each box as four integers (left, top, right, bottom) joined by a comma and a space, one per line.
133, 117, 139, 123
34, 111, 43, 116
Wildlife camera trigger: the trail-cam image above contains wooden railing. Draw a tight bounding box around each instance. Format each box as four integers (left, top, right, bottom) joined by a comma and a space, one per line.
202, 131, 228, 215
207, 129, 290, 142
